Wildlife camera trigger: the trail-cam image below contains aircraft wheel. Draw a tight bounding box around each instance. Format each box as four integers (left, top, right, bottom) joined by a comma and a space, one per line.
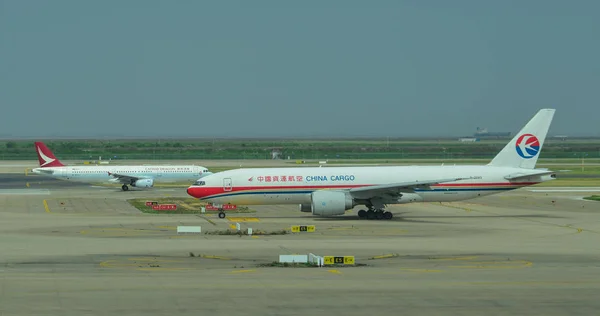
376, 211, 384, 220
383, 211, 393, 220
358, 210, 367, 219
366, 210, 375, 220
121, 185, 129, 191
218, 212, 226, 219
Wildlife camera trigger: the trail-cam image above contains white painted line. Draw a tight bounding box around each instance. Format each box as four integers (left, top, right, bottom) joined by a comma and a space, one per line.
529, 189, 600, 192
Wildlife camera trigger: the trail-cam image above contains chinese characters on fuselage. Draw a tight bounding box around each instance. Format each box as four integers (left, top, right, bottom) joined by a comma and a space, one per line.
255, 175, 355, 183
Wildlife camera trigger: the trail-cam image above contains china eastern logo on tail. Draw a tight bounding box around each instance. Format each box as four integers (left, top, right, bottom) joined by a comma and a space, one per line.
515, 134, 540, 159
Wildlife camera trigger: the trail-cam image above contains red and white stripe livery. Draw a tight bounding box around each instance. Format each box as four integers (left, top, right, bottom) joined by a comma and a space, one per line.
187, 109, 556, 220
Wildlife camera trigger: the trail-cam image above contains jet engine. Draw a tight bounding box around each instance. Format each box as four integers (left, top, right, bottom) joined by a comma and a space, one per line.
311, 190, 355, 216
299, 204, 312, 213
132, 179, 154, 188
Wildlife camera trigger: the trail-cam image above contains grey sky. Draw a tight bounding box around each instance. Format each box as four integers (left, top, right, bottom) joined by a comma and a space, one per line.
1, 0, 599, 138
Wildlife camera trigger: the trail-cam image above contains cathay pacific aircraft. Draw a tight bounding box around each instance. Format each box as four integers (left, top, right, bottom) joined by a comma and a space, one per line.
32, 142, 211, 191
187, 109, 556, 220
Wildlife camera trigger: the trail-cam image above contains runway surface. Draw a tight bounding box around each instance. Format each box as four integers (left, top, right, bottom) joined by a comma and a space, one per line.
1, 174, 600, 315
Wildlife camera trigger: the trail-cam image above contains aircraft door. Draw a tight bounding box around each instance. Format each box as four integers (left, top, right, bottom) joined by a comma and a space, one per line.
223, 178, 232, 191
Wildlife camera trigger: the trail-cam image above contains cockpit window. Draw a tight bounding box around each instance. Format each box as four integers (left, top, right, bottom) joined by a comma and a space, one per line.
194, 180, 206, 186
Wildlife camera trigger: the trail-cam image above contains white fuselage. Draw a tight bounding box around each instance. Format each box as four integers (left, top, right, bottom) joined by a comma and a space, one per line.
33, 165, 206, 184
187, 165, 554, 205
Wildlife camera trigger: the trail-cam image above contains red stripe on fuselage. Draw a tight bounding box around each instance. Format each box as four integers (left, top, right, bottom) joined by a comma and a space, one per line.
186, 182, 539, 199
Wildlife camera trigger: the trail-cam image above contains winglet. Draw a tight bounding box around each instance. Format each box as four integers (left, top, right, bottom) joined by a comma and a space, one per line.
34, 142, 65, 168
488, 109, 555, 169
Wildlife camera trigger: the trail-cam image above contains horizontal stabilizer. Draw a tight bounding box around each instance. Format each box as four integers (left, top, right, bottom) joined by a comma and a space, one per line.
504, 171, 556, 180
33, 168, 54, 175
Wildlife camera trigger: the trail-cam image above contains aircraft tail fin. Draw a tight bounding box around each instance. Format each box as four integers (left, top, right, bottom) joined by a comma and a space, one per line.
34, 142, 65, 168
488, 109, 555, 169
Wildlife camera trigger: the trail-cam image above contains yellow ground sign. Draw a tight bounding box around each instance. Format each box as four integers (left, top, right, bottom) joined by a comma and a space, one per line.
291, 225, 315, 233
324, 256, 355, 265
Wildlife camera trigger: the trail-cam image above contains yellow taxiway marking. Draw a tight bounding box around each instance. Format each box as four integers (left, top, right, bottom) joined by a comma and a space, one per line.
448, 260, 532, 269
178, 202, 196, 210
229, 224, 238, 229
100, 257, 190, 272
43, 200, 51, 213
564, 224, 584, 233
157, 226, 176, 230
370, 253, 399, 260
137, 267, 191, 272
327, 269, 342, 274
127, 257, 183, 263
228, 217, 260, 222
251, 236, 260, 239
80, 228, 165, 235
467, 280, 600, 286
200, 254, 231, 260
430, 256, 478, 261
200, 216, 217, 226
99, 260, 139, 268
399, 268, 442, 273
230, 269, 255, 274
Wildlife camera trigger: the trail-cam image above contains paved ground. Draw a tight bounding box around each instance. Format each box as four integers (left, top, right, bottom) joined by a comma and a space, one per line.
1, 173, 600, 315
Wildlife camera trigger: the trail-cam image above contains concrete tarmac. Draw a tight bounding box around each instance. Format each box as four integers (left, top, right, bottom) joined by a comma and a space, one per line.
1, 175, 600, 315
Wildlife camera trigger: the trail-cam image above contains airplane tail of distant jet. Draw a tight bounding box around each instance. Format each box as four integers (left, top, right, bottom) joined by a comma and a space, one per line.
488, 108, 555, 169
34, 142, 65, 168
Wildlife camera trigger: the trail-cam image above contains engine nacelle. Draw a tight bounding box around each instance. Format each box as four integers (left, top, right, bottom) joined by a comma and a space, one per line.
299, 204, 312, 213
311, 190, 354, 216
133, 179, 154, 188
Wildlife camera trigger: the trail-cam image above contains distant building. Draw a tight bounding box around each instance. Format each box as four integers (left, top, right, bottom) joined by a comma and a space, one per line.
474, 127, 511, 138
458, 137, 479, 142
554, 135, 568, 141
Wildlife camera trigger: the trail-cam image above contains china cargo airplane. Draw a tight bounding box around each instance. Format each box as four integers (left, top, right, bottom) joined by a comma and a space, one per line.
32, 142, 211, 191
187, 109, 556, 220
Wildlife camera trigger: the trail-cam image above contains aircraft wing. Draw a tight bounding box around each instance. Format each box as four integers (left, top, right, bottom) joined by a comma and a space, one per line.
349, 177, 473, 200
34, 168, 55, 175
108, 172, 148, 184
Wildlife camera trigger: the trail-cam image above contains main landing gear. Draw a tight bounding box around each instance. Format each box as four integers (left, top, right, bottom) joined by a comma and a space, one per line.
357, 208, 393, 220
121, 184, 129, 191
218, 211, 226, 219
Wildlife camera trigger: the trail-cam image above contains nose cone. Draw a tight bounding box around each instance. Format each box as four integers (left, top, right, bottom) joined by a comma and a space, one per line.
187, 186, 203, 198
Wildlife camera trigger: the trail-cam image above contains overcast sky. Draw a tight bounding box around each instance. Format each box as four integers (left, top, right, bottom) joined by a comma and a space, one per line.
1, 0, 599, 138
